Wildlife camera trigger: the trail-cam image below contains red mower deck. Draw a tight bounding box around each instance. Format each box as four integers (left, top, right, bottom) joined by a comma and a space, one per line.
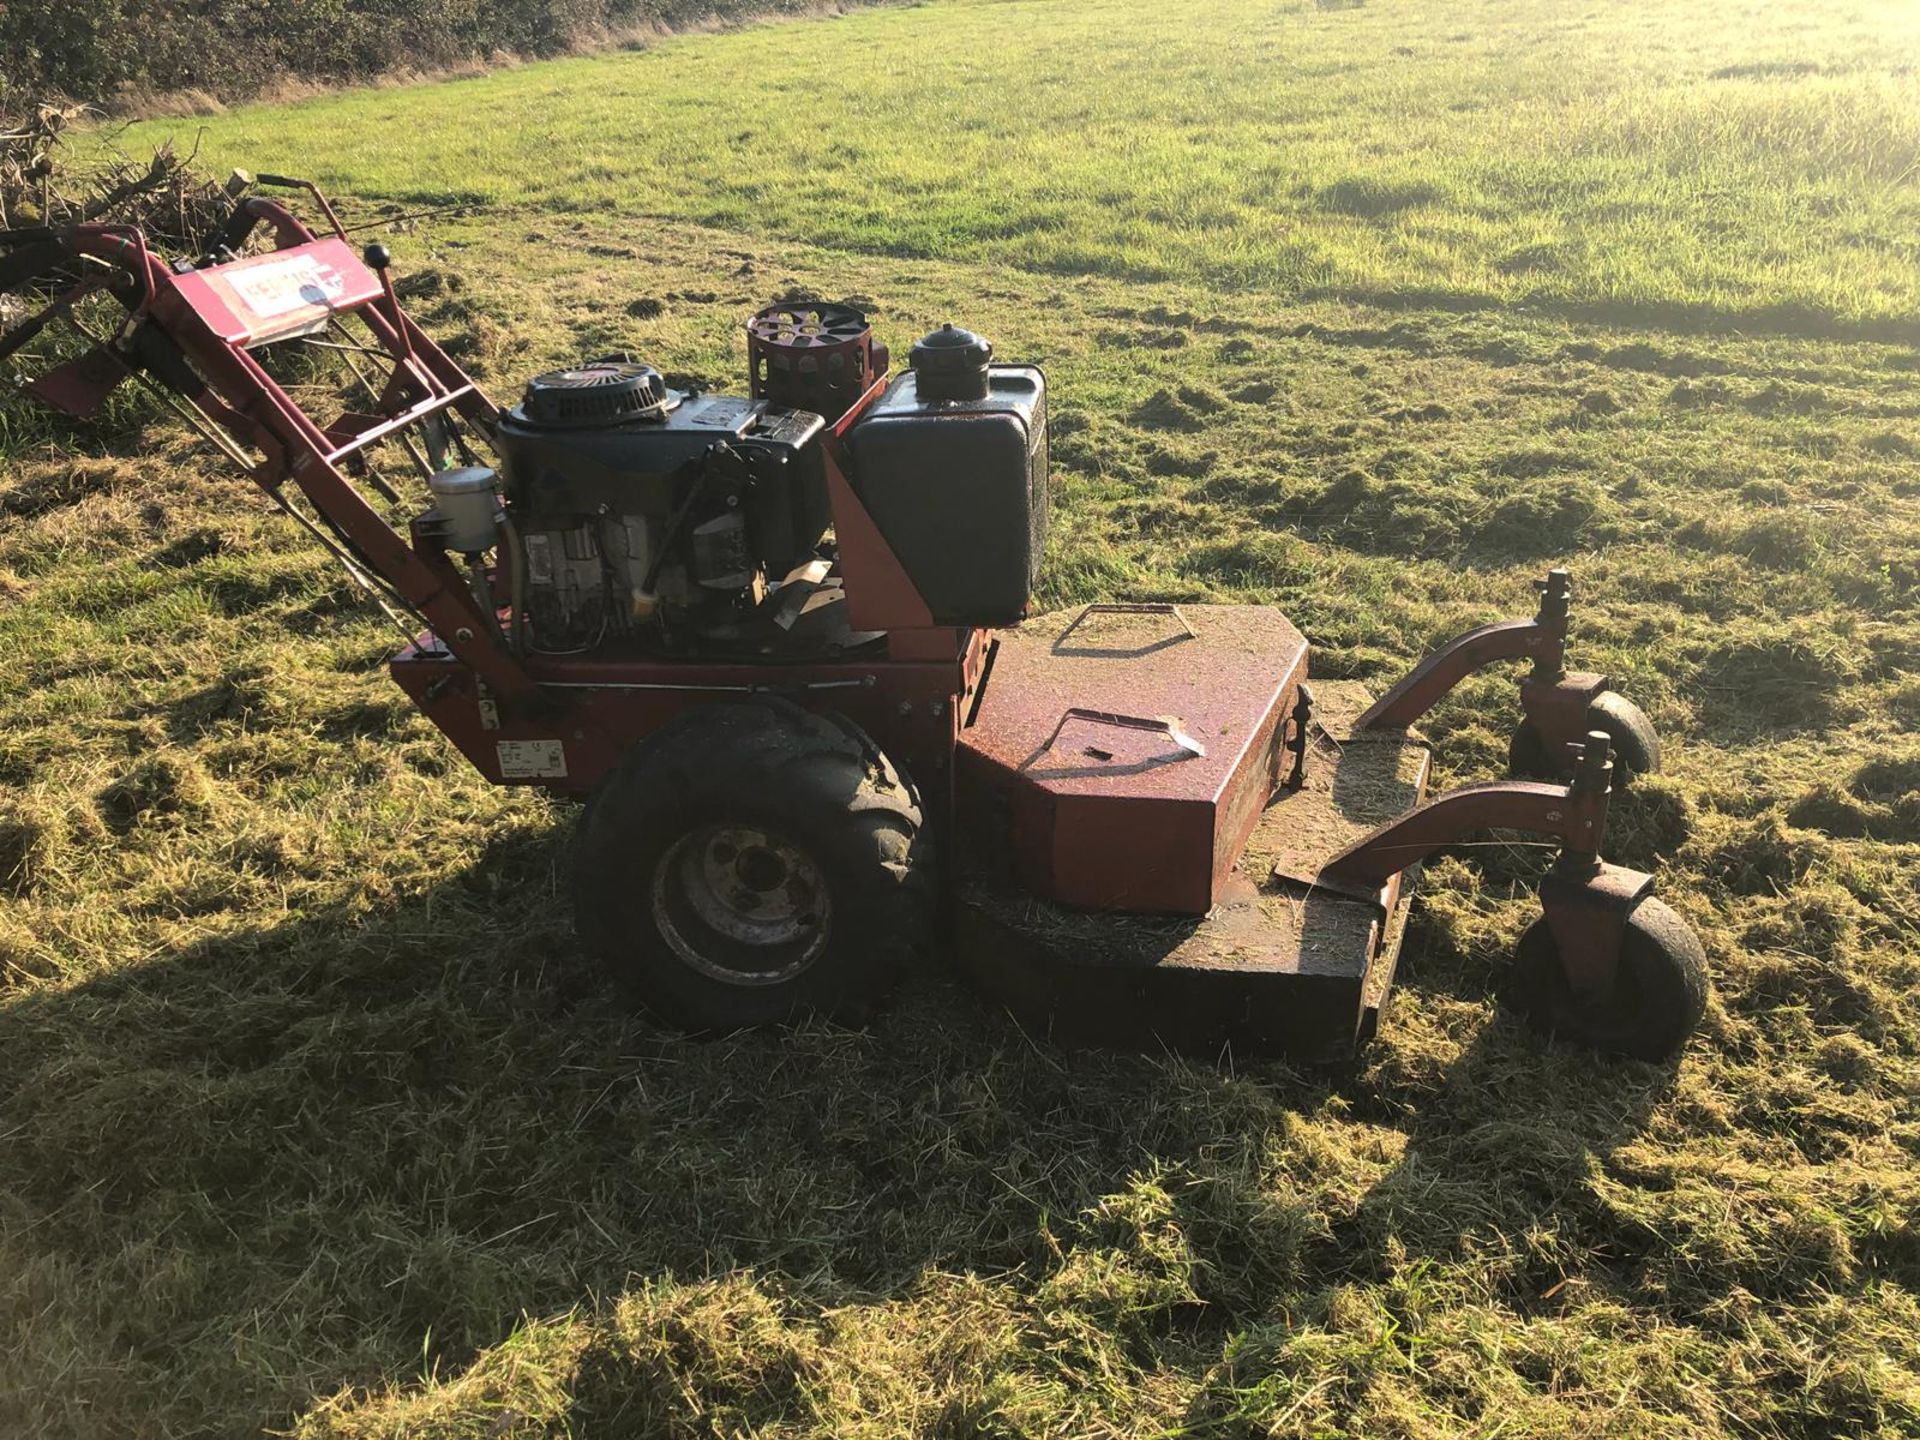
957, 603, 1309, 915
959, 678, 1428, 1057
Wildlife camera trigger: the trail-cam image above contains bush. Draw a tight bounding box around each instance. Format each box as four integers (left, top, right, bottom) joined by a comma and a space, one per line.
0, 0, 848, 108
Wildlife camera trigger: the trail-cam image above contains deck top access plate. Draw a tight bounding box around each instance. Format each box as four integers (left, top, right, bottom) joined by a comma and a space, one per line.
958, 604, 1309, 914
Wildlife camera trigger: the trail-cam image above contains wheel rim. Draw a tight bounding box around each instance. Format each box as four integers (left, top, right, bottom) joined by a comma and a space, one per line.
651, 823, 832, 986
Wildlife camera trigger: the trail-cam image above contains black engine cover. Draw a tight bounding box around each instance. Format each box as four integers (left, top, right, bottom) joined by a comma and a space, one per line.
497, 390, 830, 576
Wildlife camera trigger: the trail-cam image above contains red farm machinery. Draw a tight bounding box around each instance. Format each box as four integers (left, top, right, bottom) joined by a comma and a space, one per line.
0, 181, 1707, 1061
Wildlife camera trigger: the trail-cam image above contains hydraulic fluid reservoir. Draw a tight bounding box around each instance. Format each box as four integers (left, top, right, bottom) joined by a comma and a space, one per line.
428, 465, 501, 554
846, 327, 1047, 626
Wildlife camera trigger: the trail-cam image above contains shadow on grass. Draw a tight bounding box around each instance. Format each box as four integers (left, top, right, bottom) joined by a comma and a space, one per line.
0, 825, 1681, 1434
1160, 1009, 1682, 1434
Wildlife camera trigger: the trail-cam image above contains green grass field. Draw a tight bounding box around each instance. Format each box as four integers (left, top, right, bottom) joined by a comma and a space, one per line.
6, 0, 1920, 1434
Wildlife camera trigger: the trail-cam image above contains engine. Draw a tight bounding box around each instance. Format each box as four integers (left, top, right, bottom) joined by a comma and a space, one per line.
495, 359, 833, 650
487, 302, 1049, 655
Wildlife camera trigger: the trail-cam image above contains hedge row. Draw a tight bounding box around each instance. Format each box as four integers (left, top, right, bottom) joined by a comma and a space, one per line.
0, 0, 842, 107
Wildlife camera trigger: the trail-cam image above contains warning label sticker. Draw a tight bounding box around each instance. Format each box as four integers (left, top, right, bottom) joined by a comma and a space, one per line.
496, 739, 568, 779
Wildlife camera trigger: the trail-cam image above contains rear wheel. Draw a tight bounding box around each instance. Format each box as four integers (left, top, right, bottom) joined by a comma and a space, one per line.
574, 698, 932, 1032
1509, 690, 1660, 788
1503, 896, 1707, 1061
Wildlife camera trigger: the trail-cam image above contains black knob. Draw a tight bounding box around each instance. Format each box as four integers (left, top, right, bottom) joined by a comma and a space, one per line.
363, 242, 392, 272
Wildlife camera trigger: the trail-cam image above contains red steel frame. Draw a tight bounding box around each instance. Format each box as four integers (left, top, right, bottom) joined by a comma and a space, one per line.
385, 371, 992, 808
1354, 567, 1609, 759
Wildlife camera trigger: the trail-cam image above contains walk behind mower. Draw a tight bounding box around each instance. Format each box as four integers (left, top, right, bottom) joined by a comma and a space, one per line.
0, 181, 1708, 1060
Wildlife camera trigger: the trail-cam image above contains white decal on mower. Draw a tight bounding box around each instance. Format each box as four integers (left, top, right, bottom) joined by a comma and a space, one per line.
225, 253, 349, 321
496, 739, 567, 779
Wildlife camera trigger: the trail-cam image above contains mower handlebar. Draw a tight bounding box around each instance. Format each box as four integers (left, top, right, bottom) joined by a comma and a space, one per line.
239, 176, 349, 241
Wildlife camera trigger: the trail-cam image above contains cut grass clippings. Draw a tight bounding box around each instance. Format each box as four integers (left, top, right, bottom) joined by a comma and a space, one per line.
3, 0, 1919, 1435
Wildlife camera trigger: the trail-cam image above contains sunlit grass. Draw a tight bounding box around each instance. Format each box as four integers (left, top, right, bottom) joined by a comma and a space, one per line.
121, 0, 1920, 329
6, 0, 1920, 1436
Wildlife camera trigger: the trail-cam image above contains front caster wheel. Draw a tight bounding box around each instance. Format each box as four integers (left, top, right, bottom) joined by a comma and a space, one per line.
1509, 690, 1661, 787
573, 698, 932, 1033
1503, 896, 1708, 1061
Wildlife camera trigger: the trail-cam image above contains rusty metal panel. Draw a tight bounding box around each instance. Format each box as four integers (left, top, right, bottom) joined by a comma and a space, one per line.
389, 625, 983, 803
955, 681, 1429, 1057
1049, 795, 1215, 912
958, 604, 1308, 914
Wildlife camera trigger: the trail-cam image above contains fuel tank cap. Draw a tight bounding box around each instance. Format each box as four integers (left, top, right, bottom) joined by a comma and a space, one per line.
910, 323, 993, 401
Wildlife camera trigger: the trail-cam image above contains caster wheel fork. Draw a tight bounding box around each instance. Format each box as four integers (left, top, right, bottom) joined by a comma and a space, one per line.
1504, 730, 1706, 1060
1505, 890, 1708, 1061
1510, 689, 1661, 787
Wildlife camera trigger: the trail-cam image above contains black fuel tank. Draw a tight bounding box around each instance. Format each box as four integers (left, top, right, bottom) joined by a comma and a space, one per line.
845, 364, 1047, 626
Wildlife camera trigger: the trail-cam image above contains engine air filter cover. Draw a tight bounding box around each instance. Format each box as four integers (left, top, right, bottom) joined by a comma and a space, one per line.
746, 301, 883, 421
518, 362, 672, 428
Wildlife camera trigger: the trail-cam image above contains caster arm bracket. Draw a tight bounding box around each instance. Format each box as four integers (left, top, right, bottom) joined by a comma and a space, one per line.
1320, 779, 1576, 888
1323, 730, 1647, 1004
1356, 568, 1595, 734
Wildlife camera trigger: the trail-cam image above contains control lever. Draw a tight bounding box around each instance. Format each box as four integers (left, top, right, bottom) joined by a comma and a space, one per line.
249, 173, 350, 239
363, 242, 412, 361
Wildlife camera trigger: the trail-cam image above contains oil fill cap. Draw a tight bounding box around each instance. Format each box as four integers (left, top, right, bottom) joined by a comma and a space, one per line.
910, 323, 993, 401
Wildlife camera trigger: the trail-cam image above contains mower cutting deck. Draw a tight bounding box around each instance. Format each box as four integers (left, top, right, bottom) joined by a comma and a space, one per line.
961, 664, 1429, 1059
0, 180, 1708, 1061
